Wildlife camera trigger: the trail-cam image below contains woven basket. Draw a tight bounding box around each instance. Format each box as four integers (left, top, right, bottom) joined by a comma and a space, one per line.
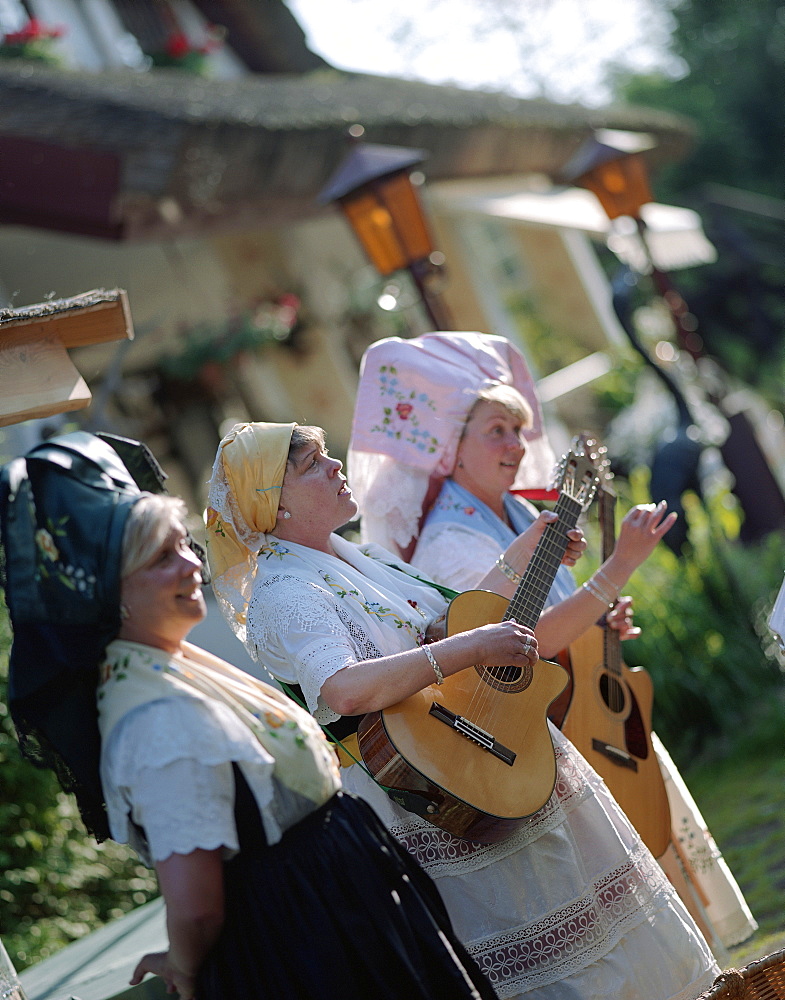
697, 949, 785, 1000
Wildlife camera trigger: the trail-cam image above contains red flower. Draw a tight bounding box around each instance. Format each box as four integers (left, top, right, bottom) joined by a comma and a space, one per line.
164, 32, 191, 59
4, 18, 64, 45
396, 402, 413, 420
161, 25, 224, 60
463, 507, 475, 515
275, 293, 300, 328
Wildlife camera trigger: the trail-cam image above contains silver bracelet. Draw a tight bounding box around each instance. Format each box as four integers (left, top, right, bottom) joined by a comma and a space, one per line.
422, 643, 445, 685
582, 577, 616, 608
495, 553, 522, 584
595, 568, 621, 600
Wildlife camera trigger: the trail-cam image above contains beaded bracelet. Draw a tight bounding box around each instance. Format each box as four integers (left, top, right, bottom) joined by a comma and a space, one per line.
495, 553, 522, 584
422, 643, 445, 685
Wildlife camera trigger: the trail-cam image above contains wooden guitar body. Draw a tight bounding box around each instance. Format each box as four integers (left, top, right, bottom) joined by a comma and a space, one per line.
555, 438, 671, 858
560, 625, 671, 858
359, 590, 569, 844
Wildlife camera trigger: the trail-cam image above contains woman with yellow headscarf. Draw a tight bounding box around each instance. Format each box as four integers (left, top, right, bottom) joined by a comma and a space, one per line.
207, 419, 719, 1000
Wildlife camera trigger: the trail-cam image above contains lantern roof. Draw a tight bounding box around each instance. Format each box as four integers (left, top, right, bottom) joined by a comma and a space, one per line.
561, 129, 657, 184
318, 142, 427, 203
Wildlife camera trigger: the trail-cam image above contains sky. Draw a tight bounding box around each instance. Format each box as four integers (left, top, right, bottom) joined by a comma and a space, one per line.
285, 0, 681, 107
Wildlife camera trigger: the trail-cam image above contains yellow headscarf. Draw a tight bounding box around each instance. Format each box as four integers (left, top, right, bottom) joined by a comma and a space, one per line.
205, 421, 295, 642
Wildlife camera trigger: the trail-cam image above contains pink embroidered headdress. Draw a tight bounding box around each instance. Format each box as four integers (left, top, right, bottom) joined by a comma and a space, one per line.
347, 331, 554, 557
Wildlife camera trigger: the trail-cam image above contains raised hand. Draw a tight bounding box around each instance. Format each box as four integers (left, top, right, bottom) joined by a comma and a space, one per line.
612, 501, 678, 576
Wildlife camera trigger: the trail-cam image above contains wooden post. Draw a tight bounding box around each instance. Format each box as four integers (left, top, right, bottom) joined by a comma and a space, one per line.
0, 288, 133, 427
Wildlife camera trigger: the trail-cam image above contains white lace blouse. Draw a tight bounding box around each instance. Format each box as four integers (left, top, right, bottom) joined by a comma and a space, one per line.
245, 536, 447, 725
100, 695, 316, 866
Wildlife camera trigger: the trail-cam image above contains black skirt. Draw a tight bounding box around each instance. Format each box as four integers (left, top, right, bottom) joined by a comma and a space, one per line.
197, 773, 496, 1000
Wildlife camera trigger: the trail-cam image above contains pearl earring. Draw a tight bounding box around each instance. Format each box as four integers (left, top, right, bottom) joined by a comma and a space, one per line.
282, 510, 292, 520
120, 603, 130, 621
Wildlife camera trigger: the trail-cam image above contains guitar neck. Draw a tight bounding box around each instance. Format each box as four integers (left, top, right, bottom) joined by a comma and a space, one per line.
505, 492, 583, 630
599, 486, 623, 677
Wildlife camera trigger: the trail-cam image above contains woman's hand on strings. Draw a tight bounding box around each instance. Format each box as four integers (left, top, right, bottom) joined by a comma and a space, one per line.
470, 620, 539, 668
606, 595, 640, 641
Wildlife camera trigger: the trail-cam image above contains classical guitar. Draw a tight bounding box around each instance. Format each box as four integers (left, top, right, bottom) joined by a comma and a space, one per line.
559, 456, 671, 858
358, 441, 600, 844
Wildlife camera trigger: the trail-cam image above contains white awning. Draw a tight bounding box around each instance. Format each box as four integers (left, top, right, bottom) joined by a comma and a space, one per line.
433, 183, 717, 272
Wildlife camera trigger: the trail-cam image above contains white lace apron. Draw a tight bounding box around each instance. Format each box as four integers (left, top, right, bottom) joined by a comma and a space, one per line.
245, 536, 720, 999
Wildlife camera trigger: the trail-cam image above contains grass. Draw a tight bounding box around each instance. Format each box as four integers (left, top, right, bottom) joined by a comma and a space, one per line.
679, 695, 785, 969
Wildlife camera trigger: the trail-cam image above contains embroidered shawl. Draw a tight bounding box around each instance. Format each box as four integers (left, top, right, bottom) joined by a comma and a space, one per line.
98, 639, 341, 807
245, 534, 449, 721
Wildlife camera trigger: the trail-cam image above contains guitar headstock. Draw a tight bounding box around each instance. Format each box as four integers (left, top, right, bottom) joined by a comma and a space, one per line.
549, 437, 602, 511
576, 433, 613, 497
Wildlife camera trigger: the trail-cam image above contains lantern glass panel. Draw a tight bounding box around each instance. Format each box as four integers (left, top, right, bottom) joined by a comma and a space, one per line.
583, 154, 654, 220
377, 173, 434, 262
341, 191, 406, 274
338, 171, 435, 276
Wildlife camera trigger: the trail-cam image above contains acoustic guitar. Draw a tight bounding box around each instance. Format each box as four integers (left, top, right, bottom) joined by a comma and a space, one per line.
559, 455, 671, 858
358, 441, 600, 844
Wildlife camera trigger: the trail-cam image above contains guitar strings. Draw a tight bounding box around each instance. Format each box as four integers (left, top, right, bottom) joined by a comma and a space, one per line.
459, 456, 598, 733
466, 494, 580, 730
598, 491, 626, 716
463, 491, 583, 734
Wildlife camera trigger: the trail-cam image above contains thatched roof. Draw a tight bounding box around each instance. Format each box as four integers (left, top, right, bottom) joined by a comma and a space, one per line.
0, 60, 695, 240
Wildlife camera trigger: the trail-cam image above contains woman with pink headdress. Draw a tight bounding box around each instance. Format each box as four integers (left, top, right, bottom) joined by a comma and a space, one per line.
206, 414, 719, 1000
348, 330, 758, 962
347, 331, 672, 657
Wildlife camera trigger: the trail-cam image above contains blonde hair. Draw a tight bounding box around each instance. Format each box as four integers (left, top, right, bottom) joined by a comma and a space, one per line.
121, 494, 190, 578
466, 384, 533, 430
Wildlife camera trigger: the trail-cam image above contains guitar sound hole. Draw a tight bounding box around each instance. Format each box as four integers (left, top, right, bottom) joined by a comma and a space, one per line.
477, 663, 533, 694
600, 674, 626, 715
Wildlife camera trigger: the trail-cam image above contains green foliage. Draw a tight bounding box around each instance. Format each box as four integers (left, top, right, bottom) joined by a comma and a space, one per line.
0, 601, 159, 972
586, 356, 644, 423
506, 290, 584, 378
611, 0, 785, 398
615, 0, 785, 201
158, 296, 301, 382
686, 739, 785, 943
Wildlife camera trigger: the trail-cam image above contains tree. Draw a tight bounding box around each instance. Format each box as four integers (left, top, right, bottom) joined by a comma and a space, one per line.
613, 0, 785, 199
611, 0, 785, 395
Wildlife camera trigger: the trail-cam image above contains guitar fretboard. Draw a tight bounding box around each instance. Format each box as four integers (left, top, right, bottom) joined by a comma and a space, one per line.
600, 486, 623, 680
505, 493, 583, 630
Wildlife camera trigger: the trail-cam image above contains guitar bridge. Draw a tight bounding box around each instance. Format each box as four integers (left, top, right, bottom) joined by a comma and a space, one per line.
592, 738, 638, 771
429, 703, 516, 766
